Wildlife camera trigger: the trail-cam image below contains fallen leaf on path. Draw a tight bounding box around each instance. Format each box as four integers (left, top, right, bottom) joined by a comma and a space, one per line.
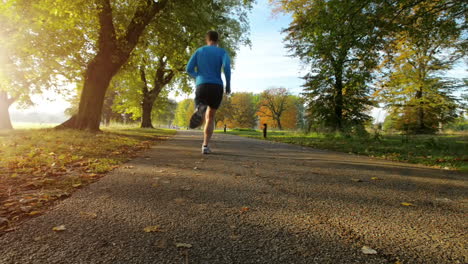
240, 207, 250, 213
174, 198, 185, 204
144, 225, 162, 233
370, 177, 381, 180
28, 211, 41, 216
72, 183, 82, 188
155, 238, 168, 249
123, 166, 134, 169
79, 212, 98, 219
401, 202, 415, 207
351, 178, 363, 182
52, 225, 66, 232
152, 183, 159, 188
33, 236, 43, 241
175, 243, 192, 248
361, 246, 377, 255
155, 170, 165, 173
181, 186, 192, 191
193, 167, 198, 170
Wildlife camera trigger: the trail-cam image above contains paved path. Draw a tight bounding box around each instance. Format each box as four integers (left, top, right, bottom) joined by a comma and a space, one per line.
0, 131, 466, 264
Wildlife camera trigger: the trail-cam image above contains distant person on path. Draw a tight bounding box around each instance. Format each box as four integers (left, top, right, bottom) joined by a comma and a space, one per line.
186, 30, 231, 154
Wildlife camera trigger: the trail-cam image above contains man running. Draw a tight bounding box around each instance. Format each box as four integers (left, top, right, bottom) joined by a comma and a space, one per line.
186, 31, 231, 154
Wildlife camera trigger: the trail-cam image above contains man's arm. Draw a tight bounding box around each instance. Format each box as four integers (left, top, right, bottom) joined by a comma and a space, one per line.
186, 50, 198, 79
223, 51, 231, 94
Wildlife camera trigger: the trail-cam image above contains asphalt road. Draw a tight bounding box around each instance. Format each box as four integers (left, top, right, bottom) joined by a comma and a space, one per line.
0, 131, 466, 264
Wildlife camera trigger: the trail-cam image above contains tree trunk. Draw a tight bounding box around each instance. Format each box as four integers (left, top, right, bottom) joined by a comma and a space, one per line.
139, 58, 174, 129
276, 116, 282, 130
0, 102, 13, 130
416, 88, 425, 132
0, 91, 14, 130
334, 77, 343, 131
141, 98, 155, 128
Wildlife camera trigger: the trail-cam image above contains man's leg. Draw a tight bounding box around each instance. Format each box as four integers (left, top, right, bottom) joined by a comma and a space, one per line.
203, 107, 217, 147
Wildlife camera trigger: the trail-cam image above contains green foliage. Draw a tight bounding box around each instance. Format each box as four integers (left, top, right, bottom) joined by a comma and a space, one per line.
273, 0, 467, 134
445, 116, 468, 132
0, 0, 87, 106
152, 99, 177, 126
173, 99, 194, 128
276, 0, 382, 131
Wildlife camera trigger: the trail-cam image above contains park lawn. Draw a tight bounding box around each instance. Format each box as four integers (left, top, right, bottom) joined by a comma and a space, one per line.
218, 129, 468, 171
0, 127, 175, 232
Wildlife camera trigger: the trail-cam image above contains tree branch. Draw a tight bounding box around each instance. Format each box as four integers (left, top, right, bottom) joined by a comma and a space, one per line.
96, 0, 117, 53
119, 0, 168, 56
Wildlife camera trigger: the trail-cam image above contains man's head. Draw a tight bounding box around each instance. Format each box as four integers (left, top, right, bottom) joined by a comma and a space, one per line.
206, 31, 219, 45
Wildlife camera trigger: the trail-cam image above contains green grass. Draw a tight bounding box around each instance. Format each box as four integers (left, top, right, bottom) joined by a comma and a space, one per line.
217, 129, 468, 171
0, 126, 175, 231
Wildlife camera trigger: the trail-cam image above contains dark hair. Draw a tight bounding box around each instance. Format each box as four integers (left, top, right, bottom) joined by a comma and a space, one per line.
206, 31, 219, 42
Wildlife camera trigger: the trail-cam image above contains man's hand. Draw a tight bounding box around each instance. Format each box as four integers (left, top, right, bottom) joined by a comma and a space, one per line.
226, 85, 231, 95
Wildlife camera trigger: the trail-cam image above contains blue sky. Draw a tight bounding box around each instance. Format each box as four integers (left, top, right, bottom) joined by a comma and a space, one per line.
230, 1, 306, 95
11, 0, 466, 123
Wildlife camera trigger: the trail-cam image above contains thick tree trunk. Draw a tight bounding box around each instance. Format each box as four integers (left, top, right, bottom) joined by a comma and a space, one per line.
0, 92, 14, 130
141, 99, 154, 128
0, 102, 13, 130
58, 59, 116, 131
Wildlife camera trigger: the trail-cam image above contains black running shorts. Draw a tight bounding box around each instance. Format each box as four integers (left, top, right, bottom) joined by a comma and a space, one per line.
195, 83, 224, 109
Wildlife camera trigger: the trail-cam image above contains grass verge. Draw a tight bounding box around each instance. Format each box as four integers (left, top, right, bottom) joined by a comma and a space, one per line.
0, 127, 175, 233
217, 129, 468, 171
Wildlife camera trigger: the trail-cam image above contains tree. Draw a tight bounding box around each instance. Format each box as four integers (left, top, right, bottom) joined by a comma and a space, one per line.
174, 99, 194, 128
227, 93, 257, 128
272, 0, 384, 131
258, 88, 291, 130
375, 1, 466, 133
0, 1, 84, 129
215, 95, 233, 128
153, 99, 177, 127
258, 93, 300, 130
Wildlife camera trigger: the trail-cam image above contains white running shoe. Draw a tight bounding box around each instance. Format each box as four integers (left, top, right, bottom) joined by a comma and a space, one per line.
202, 145, 212, 154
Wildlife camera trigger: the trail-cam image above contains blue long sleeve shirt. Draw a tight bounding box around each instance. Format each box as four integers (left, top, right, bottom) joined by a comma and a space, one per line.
186, 45, 231, 89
